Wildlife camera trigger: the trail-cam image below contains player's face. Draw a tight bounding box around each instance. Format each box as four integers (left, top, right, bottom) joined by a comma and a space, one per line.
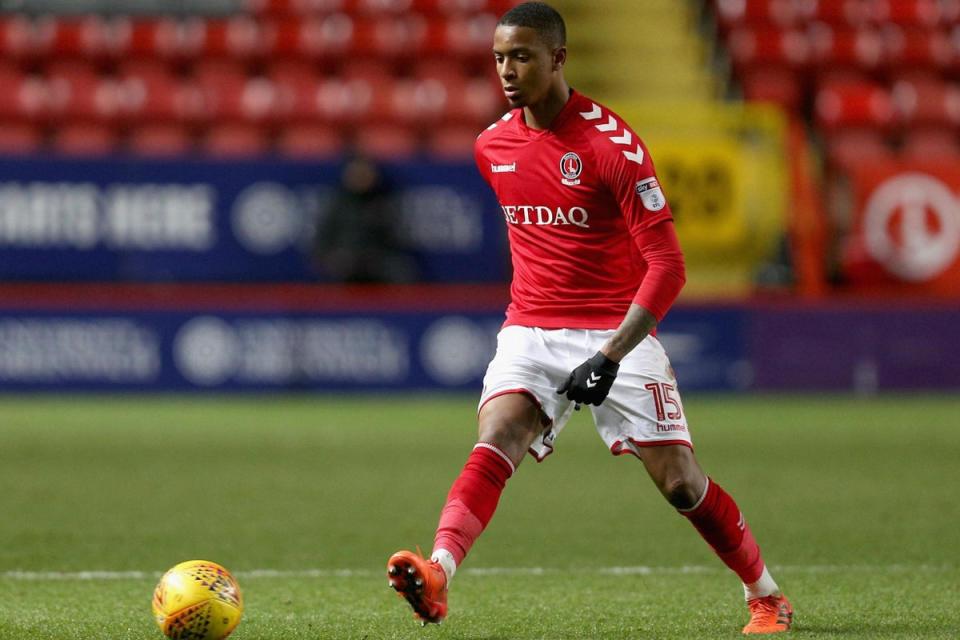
493, 25, 562, 109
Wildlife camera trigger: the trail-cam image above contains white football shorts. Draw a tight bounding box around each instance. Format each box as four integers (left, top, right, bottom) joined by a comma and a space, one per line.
478, 325, 692, 461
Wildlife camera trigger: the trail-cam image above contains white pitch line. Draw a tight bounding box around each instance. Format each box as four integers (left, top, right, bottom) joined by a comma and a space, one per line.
0, 564, 953, 582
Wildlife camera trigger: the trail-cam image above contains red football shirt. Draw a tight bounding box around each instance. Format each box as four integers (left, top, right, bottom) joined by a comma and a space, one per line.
475, 90, 678, 329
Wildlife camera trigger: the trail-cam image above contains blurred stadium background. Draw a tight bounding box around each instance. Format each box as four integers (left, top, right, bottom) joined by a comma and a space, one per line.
0, 0, 958, 393
2, 2, 959, 638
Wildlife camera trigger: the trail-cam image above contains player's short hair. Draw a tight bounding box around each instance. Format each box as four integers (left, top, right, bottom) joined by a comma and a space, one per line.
497, 2, 566, 49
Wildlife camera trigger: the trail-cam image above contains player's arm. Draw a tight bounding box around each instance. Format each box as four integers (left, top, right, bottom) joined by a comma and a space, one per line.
601, 219, 686, 361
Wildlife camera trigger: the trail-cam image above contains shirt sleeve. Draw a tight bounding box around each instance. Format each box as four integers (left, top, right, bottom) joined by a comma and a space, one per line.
631, 219, 686, 321
597, 131, 674, 239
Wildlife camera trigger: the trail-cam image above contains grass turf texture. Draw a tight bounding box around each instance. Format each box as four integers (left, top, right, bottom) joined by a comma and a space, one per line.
0, 394, 957, 639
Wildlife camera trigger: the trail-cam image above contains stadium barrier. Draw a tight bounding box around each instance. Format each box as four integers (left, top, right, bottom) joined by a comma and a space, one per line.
0, 285, 956, 392
0, 155, 506, 283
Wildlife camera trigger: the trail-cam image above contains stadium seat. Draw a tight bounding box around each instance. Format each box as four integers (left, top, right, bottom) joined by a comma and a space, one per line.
276, 124, 345, 157
881, 25, 952, 70
0, 66, 27, 120
815, 79, 895, 130
362, 15, 431, 58
200, 16, 273, 59
890, 74, 960, 127
726, 27, 810, 72
118, 17, 196, 59
269, 61, 322, 122
444, 13, 499, 60
127, 124, 194, 156
802, 0, 872, 27
900, 127, 960, 159
0, 122, 42, 154
51, 123, 118, 155
390, 76, 452, 126
44, 62, 121, 123
873, 0, 944, 27
39, 16, 113, 59
714, 0, 798, 29
426, 124, 477, 159
353, 124, 419, 159
739, 66, 804, 111
808, 24, 884, 71
822, 128, 896, 169
0, 16, 37, 60
201, 123, 270, 156
296, 14, 356, 60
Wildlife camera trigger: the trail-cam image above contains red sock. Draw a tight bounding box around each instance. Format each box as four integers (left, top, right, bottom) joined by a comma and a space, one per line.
433, 443, 515, 565
681, 478, 765, 584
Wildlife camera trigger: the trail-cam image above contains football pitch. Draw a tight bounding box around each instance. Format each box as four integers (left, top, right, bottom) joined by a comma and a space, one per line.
1, 393, 958, 639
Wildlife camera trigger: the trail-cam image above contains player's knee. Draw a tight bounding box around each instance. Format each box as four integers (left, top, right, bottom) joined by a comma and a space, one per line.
661, 476, 702, 510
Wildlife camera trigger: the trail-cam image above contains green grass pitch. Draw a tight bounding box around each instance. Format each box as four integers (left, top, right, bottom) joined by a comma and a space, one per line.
1, 394, 958, 639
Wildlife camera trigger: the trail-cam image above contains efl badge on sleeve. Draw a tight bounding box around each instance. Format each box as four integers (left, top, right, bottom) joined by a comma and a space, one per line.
636, 177, 666, 211
560, 152, 582, 186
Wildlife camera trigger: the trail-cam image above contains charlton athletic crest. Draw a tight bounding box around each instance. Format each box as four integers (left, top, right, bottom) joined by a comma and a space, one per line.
560, 152, 582, 186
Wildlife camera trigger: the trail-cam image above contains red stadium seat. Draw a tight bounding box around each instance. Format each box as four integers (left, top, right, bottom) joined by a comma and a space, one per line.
726, 27, 810, 72
390, 76, 452, 126
269, 61, 322, 122
873, 0, 944, 27
900, 127, 960, 159
51, 123, 119, 155
807, 24, 884, 70
296, 14, 356, 60
0, 16, 37, 60
881, 25, 952, 70
353, 124, 419, 159
38, 16, 113, 59
201, 16, 273, 59
739, 66, 804, 111
117, 68, 190, 123
127, 124, 194, 156
363, 15, 431, 58
445, 13, 499, 59
822, 128, 896, 170
890, 74, 960, 127
117, 18, 197, 59
201, 123, 270, 156
276, 124, 345, 157
0, 122, 42, 154
714, 0, 798, 29
245, 0, 348, 15
444, 75, 504, 125
800, 0, 872, 27
44, 62, 121, 123
815, 79, 895, 130
426, 124, 477, 159
0, 66, 27, 120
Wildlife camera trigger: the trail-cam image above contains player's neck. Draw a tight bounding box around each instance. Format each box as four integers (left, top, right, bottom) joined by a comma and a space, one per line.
523, 82, 572, 130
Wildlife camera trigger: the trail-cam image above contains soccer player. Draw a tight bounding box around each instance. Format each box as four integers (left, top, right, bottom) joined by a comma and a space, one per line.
387, 2, 792, 634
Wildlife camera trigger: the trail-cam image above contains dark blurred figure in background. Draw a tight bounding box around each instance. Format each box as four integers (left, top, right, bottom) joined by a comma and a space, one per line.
313, 155, 419, 284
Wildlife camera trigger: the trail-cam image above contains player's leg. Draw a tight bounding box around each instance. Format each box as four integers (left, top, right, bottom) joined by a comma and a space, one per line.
387, 392, 545, 625
637, 444, 792, 634
432, 392, 544, 571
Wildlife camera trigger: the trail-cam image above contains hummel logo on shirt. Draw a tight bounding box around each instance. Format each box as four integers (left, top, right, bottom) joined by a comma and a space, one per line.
491, 162, 517, 173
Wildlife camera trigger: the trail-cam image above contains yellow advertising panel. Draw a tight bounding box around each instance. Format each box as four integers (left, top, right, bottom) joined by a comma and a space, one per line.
611, 102, 789, 297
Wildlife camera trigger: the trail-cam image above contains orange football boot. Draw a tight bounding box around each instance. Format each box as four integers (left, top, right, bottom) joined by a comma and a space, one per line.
387, 550, 448, 625
743, 593, 793, 634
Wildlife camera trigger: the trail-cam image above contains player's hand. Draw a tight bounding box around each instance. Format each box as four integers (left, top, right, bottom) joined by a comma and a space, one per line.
556, 351, 620, 408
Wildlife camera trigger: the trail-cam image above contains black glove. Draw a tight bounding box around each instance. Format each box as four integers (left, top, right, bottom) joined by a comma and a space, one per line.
556, 351, 620, 408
